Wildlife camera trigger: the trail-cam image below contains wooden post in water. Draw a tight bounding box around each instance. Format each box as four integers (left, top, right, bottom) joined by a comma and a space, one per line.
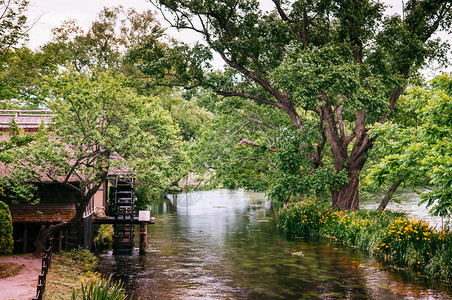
139, 222, 147, 254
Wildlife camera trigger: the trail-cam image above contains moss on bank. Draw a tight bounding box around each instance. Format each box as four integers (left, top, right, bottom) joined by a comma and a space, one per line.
278, 199, 452, 281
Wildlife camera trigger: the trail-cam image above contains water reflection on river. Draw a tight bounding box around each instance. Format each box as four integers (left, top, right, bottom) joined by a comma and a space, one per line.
97, 190, 452, 299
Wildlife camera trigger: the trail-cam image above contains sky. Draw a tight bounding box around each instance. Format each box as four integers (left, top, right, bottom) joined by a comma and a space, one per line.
26, 0, 198, 49
26, 0, 406, 49
24, 0, 448, 75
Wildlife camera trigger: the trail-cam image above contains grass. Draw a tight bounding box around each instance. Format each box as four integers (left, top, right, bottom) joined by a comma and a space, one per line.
44, 248, 132, 300
278, 198, 452, 281
44, 248, 100, 300
72, 277, 132, 300
0, 262, 23, 279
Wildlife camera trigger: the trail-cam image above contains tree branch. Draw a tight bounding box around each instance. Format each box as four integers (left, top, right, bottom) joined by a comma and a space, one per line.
238, 138, 277, 152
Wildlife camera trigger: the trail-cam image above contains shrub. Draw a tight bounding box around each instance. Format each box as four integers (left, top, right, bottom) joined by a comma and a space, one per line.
0, 201, 13, 254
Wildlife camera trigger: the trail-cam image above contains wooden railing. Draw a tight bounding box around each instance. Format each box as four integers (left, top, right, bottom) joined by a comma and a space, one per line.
32, 237, 53, 300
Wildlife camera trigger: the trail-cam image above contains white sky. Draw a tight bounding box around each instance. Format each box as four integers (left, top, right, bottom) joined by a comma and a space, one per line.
25, 0, 449, 75
26, 0, 197, 49
26, 0, 406, 49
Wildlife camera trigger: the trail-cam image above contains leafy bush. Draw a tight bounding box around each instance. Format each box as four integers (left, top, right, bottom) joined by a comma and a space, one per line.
0, 201, 13, 254
72, 277, 131, 300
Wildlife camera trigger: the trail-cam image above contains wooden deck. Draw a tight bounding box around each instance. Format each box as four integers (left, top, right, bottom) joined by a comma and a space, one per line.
93, 216, 155, 224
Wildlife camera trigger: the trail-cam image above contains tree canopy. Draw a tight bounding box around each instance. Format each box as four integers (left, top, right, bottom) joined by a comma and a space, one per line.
368, 74, 452, 217
1, 69, 189, 252
132, 0, 452, 209
0, 0, 29, 55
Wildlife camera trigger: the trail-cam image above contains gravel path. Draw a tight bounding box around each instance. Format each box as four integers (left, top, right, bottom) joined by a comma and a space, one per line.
0, 255, 41, 300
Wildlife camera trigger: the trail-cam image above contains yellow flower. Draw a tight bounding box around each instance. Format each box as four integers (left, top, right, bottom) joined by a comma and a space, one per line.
80, 279, 85, 283
393, 251, 397, 254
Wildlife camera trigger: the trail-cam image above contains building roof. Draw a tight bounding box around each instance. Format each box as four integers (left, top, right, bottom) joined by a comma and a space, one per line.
0, 110, 54, 132
9, 203, 76, 223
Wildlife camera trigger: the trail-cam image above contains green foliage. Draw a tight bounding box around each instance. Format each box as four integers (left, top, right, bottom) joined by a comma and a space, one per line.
45, 250, 100, 299
0, 121, 38, 203
0, 47, 56, 109
42, 6, 165, 71
0, 0, 29, 54
0, 1, 53, 109
376, 218, 437, 267
279, 199, 452, 280
93, 225, 113, 250
143, 0, 451, 209
368, 74, 452, 216
2, 69, 189, 250
189, 99, 282, 191
278, 198, 330, 238
0, 201, 13, 254
72, 277, 131, 300
273, 43, 388, 123
158, 91, 213, 141
5, 69, 189, 196
279, 198, 403, 250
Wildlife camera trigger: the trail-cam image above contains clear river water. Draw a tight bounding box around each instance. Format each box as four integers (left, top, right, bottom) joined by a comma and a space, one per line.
97, 190, 452, 299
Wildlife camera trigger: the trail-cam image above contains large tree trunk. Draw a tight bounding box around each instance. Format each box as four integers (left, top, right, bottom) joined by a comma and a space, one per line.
332, 175, 360, 210
320, 96, 372, 210
330, 142, 370, 211
34, 208, 83, 256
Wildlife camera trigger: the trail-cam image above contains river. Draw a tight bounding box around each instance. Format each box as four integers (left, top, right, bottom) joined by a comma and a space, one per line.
97, 190, 452, 299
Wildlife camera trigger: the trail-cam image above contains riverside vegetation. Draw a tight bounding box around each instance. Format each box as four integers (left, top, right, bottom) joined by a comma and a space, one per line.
44, 248, 131, 300
0, 0, 451, 296
279, 198, 452, 281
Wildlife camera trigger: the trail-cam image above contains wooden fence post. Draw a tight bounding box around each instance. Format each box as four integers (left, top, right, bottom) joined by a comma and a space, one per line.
33, 236, 54, 300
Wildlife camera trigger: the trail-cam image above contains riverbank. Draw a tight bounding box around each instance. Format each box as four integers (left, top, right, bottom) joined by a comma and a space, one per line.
43, 248, 132, 300
278, 198, 452, 281
44, 248, 99, 299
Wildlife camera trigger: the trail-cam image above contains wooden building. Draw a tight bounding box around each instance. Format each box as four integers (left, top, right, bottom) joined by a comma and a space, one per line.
0, 110, 109, 253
